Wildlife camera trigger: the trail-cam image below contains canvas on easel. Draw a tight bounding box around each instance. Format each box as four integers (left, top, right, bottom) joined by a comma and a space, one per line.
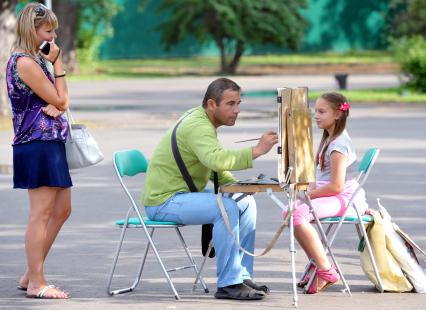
277, 87, 315, 187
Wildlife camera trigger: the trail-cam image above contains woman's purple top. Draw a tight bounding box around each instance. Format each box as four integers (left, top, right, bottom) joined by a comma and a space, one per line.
6, 52, 68, 145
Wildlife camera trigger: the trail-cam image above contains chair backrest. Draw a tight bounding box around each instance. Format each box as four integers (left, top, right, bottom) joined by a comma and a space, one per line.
113, 149, 149, 225
114, 149, 148, 177
358, 148, 379, 174
356, 148, 380, 184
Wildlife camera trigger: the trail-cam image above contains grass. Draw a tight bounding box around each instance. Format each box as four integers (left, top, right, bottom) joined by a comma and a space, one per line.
309, 88, 426, 103
70, 51, 396, 80
239, 50, 394, 65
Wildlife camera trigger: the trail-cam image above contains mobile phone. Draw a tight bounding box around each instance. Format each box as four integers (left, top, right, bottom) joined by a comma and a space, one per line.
39, 41, 50, 55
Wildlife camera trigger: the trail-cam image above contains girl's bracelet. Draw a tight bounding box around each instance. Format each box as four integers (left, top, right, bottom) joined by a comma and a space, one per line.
52, 49, 61, 65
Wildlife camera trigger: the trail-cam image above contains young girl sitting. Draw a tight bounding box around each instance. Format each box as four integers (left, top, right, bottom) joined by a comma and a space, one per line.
282, 92, 368, 294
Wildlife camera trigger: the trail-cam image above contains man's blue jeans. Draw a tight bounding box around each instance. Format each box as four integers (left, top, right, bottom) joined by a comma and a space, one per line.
145, 191, 256, 288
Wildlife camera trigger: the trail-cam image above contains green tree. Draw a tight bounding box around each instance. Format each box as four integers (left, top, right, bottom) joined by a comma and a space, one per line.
386, 0, 426, 93
385, 0, 426, 39
53, 0, 121, 73
151, 0, 308, 74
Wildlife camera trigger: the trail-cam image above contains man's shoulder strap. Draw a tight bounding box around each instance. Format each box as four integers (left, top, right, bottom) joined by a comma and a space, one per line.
171, 114, 198, 192
171, 109, 218, 193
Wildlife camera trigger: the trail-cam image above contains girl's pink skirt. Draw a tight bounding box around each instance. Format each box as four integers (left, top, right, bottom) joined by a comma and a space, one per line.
282, 179, 368, 226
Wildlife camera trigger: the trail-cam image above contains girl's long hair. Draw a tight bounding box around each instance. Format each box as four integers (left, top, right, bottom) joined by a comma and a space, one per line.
13, 3, 58, 56
315, 92, 350, 171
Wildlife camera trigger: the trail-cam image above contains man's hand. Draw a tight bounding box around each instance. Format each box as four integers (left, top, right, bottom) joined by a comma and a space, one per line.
42, 104, 64, 118
252, 131, 278, 159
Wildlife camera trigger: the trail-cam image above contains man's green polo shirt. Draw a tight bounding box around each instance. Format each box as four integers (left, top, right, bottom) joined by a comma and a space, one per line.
142, 106, 253, 206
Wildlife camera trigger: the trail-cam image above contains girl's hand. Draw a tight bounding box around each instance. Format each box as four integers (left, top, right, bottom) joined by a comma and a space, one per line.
42, 104, 63, 118
39, 41, 61, 64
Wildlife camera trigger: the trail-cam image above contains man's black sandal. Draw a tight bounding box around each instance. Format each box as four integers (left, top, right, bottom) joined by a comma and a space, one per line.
214, 283, 266, 300
243, 279, 270, 294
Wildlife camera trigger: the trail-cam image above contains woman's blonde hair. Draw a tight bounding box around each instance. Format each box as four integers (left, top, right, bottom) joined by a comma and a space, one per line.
14, 3, 58, 56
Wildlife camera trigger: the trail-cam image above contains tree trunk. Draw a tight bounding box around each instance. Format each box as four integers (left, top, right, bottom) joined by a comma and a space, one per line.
53, 0, 79, 73
216, 39, 244, 75
227, 41, 244, 75
216, 39, 228, 75
0, 0, 18, 116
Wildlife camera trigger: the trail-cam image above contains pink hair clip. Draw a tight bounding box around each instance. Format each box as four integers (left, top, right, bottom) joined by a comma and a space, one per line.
340, 102, 350, 111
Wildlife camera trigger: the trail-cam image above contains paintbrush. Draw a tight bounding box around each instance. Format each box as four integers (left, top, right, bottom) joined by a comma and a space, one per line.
235, 137, 261, 143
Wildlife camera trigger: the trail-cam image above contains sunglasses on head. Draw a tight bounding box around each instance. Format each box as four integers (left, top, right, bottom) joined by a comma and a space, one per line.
34, 5, 46, 17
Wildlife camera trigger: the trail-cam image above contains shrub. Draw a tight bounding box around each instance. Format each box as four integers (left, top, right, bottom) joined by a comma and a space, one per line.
391, 36, 426, 93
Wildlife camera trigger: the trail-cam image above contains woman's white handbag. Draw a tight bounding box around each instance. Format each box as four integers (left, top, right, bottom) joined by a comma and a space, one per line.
65, 110, 104, 169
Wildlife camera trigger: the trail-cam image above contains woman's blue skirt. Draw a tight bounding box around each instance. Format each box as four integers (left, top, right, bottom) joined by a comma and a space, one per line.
13, 140, 73, 189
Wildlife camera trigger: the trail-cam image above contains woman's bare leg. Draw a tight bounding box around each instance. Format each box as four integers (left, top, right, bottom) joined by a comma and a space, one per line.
24, 187, 70, 298
19, 188, 71, 288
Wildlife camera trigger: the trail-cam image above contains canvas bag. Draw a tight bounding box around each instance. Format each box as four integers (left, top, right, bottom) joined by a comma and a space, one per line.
359, 209, 413, 292
65, 110, 104, 169
377, 202, 426, 293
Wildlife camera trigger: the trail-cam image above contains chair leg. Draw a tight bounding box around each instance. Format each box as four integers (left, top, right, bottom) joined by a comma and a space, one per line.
355, 224, 362, 240
309, 211, 352, 295
143, 226, 181, 300
192, 240, 213, 293
322, 223, 352, 295
357, 223, 385, 293
298, 224, 332, 286
131, 228, 154, 290
298, 260, 315, 287
107, 223, 148, 295
173, 227, 209, 293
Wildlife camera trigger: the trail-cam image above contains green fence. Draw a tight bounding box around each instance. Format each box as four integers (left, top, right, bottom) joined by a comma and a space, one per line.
99, 0, 390, 60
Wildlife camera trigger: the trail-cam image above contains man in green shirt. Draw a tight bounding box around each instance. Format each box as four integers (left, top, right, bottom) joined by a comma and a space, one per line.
143, 78, 278, 300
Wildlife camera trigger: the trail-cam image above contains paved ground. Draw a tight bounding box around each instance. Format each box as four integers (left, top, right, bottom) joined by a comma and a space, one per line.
1, 74, 426, 309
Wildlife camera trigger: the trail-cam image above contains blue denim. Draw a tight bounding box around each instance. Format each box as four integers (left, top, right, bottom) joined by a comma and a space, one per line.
145, 190, 256, 288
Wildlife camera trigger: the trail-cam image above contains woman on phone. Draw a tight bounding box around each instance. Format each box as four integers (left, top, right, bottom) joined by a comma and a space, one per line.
6, 3, 71, 299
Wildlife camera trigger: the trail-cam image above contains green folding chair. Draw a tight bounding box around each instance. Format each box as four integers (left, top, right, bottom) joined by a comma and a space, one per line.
106, 149, 209, 299
302, 148, 384, 294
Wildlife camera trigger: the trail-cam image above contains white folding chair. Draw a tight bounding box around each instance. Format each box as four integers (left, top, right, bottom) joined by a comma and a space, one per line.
302, 148, 384, 293
106, 149, 209, 299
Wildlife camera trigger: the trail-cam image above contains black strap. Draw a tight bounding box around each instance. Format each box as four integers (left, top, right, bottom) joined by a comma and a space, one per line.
171, 116, 198, 192
172, 117, 219, 193
213, 171, 219, 194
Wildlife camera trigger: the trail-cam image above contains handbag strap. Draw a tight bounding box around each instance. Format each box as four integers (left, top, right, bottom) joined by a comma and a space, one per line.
65, 109, 74, 141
